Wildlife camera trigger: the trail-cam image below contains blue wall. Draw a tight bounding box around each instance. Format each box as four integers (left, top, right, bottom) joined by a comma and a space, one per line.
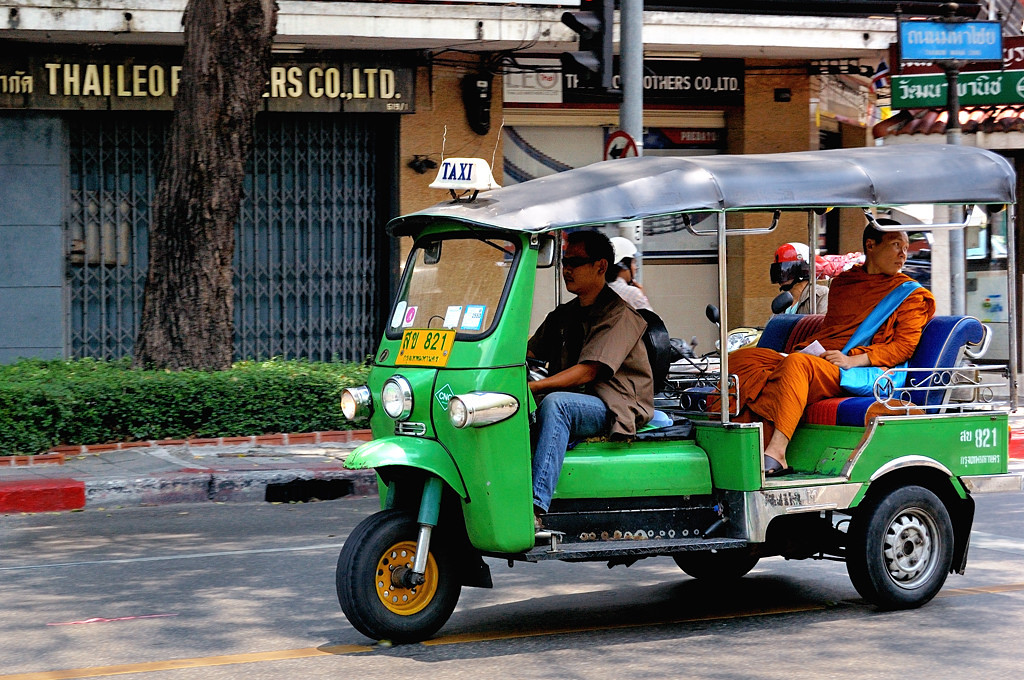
0, 113, 65, 362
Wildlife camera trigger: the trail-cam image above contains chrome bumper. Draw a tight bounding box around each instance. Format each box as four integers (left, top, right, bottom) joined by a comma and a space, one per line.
960, 473, 1024, 494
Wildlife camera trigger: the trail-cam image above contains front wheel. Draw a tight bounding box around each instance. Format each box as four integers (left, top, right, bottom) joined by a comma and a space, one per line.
846, 485, 954, 610
673, 549, 759, 581
336, 509, 462, 642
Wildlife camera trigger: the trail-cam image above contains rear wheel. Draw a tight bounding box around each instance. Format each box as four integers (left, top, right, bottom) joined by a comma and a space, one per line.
673, 549, 759, 581
846, 485, 954, 610
336, 509, 461, 642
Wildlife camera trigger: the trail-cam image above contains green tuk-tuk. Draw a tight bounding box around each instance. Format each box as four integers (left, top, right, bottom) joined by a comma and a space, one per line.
335, 145, 1023, 643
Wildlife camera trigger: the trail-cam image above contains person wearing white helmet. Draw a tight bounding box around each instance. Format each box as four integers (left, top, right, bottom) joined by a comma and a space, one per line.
770, 242, 830, 315
606, 236, 653, 312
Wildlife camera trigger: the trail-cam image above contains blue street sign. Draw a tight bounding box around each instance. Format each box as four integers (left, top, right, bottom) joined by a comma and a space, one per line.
899, 20, 1003, 62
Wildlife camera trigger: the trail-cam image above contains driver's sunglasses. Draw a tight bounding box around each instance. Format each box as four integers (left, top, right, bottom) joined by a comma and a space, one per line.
562, 256, 597, 268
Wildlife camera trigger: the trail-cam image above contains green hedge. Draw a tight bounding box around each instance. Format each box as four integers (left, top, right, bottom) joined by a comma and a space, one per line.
0, 358, 371, 455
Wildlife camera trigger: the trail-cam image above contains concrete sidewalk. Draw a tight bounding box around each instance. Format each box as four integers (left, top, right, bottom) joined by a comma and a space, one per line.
0, 434, 377, 513
3, 413, 1024, 514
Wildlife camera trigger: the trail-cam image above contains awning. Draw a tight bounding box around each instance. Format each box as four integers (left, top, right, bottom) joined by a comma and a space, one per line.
873, 106, 1024, 138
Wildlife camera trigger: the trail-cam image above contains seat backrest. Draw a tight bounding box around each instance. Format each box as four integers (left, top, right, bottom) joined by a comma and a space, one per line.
905, 316, 984, 407
636, 308, 674, 394
759, 314, 825, 353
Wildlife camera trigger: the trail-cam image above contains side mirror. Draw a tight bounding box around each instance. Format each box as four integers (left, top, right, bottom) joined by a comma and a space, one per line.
771, 291, 794, 315
537, 235, 557, 268
423, 241, 442, 265
705, 304, 720, 326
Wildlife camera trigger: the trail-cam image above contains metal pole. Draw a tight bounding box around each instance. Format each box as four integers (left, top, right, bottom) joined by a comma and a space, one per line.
717, 212, 729, 425
807, 212, 821, 314
944, 62, 966, 315
618, 0, 644, 276
619, 0, 643, 152
1006, 204, 1018, 407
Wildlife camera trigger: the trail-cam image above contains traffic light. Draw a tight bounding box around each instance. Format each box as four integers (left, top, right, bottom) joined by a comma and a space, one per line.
461, 73, 492, 136
560, 0, 614, 90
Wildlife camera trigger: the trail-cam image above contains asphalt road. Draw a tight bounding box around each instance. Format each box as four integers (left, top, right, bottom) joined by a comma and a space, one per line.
2, 491, 1024, 680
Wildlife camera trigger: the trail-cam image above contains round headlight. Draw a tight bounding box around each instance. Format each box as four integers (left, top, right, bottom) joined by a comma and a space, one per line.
449, 397, 469, 429
340, 386, 372, 421
381, 376, 413, 420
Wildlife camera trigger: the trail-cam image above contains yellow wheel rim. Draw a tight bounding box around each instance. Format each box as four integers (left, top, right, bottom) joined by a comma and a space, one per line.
374, 540, 438, 615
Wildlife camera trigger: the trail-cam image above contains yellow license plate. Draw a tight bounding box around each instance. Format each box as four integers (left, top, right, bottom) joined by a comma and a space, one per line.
395, 329, 455, 367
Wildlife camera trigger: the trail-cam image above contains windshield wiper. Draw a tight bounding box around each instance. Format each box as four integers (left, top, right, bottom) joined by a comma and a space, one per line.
464, 224, 511, 255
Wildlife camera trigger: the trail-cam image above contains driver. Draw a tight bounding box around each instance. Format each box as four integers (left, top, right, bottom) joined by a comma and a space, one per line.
527, 230, 654, 528
771, 242, 830, 315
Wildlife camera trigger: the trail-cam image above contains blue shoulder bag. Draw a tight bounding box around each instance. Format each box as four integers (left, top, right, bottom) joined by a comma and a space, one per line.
838, 280, 922, 397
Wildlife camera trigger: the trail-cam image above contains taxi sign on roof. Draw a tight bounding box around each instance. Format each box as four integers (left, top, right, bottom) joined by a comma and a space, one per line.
429, 157, 501, 192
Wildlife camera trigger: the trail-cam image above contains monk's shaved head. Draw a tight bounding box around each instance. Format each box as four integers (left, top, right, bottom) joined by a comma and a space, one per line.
863, 218, 904, 250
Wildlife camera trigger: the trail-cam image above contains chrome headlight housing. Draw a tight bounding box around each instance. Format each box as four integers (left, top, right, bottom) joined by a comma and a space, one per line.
726, 328, 760, 353
340, 385, 372, 421
448, 392, 519, 429
381, 376, 414, 420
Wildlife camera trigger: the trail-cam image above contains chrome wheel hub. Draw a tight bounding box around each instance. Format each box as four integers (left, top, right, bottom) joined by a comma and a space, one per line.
883, 508, 937, 589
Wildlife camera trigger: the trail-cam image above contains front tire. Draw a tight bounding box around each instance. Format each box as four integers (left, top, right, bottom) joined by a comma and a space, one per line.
673, 549, 759, 581
846, 485, 954, 610
336, 509, 462, 642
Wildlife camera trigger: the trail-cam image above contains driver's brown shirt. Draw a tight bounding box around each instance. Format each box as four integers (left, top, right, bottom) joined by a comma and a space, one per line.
528, 285, 654, 438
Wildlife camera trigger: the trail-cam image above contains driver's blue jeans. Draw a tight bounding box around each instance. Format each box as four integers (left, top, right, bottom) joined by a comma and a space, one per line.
532, 392, 610, 512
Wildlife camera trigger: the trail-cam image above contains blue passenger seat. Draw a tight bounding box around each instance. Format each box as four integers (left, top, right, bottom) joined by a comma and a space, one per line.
756, 314, 985, 427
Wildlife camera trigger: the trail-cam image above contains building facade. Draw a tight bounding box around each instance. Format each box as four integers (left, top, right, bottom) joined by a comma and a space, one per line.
0, 0, 986, 362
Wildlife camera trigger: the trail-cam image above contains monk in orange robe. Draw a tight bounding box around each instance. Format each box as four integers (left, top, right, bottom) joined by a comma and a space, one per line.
727, 222, 936, 474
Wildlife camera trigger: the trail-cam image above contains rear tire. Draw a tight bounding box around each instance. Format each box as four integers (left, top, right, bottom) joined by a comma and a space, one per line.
846, 485, 954, 610
673, 549, 759, 581
336, 509, 461, 643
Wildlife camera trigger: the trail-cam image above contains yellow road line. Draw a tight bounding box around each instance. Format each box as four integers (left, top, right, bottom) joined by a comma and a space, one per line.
5, 581, 1024, 680
422, 603, 827, 646
938, 582, 1024, 597
0, 645, 372, 680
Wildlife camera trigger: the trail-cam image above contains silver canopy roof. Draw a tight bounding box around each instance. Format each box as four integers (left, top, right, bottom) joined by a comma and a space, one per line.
387, 145, 1016, 235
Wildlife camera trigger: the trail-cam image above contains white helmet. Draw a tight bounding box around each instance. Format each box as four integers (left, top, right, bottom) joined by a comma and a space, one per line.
610, 236, 638, 265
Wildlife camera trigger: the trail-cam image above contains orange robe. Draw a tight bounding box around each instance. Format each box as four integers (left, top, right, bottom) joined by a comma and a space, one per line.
728, 266, 936, 439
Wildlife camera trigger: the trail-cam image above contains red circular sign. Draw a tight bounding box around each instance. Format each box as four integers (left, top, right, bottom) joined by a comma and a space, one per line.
603, 130, 639, 161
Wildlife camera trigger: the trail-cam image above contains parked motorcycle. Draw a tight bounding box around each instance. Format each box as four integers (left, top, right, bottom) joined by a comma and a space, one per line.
705, 291, 794, 353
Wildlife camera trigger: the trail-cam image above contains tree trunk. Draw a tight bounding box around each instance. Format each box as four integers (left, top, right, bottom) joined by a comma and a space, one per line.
134, 0, 277, 370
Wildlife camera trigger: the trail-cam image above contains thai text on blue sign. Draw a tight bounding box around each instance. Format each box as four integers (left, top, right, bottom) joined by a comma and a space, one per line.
899, 20, 1003, 62
892, 35, 1024, 107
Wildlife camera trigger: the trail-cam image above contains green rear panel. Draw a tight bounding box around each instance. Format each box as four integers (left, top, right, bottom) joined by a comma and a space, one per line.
786, 425, 866, 477
847, 412, 1010, 482
554, 440, 712, 499
695, 423, 763, 491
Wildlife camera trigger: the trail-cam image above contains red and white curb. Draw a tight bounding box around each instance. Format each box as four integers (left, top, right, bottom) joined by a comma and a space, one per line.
0, 479, 87, 513
0, 430, 374, 513
45, 429, 372, 456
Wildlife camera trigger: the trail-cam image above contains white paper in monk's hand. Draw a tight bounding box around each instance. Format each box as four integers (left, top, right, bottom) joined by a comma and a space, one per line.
799, 340, 826, 357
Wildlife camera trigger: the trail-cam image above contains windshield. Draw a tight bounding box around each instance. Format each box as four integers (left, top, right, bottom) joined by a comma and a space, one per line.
387, 233, 519, 339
